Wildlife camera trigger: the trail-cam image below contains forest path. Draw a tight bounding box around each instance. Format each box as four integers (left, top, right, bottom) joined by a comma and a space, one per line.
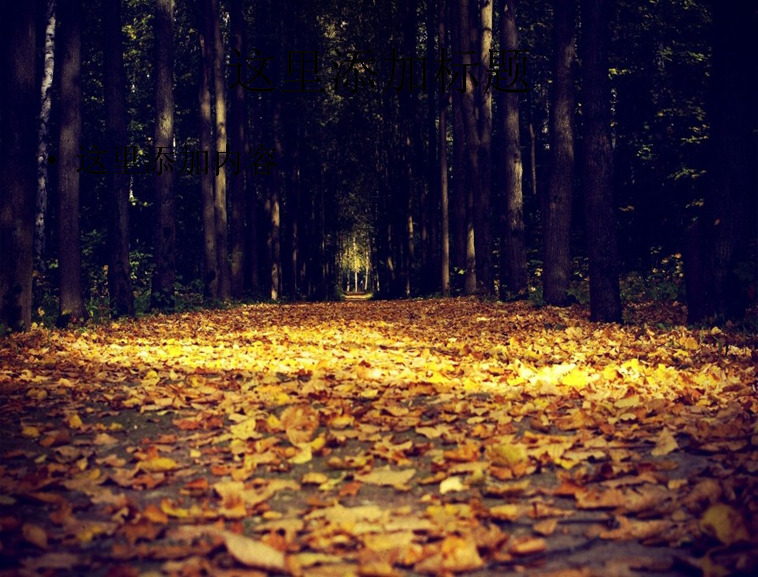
1, 298, 756, 576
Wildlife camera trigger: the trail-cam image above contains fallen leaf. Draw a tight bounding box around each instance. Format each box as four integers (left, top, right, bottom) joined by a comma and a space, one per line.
699, 503, 750, 545
356, 466, 415, 489
22, 523, 48, 549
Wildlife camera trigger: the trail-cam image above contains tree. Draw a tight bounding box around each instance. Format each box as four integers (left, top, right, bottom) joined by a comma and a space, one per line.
0, 3, 38, 332
499, 0, 528, 299
35, 0, 57, 272
228, 0, 247, 299
103, 0, 135, 317
474, 0, 494, 295
580, 0, 622, 322
543, 0, 576, 306
454, 0, 478, 295
198, 0, 218, 299
685, 1, 757, 323
211, 0, 230, 300
150, 0, 177, 310
438, 0, 451, 296
57, 0, 86, 324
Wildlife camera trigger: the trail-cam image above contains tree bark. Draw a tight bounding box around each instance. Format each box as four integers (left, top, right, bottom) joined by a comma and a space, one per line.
455, 0, 478, 295
35, 0, 56, 272
211, 0, 230, 300
229, 0, 247, 299
198, 0, 217, 299
0, 3, 37, 332
150, 0, 177, 310
580, 0, 622, 322
439, 0, 450, 296
686, 2, 757, 323
543, 0, 575, 306
475, 0, 493, 295
103, 0, 134, 317
269, 103, 282, 300
499, 0, 528, 298
57, 0, 86, 323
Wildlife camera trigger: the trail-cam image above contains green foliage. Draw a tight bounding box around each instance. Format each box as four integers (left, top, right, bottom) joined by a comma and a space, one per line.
620, 250, 686, 303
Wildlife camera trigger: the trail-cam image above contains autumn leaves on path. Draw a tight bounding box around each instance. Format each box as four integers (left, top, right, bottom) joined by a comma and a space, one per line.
1, 298, 757, 576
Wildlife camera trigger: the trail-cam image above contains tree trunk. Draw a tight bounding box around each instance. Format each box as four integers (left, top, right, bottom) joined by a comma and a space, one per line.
57, 0, 86, 323
150, 0, 177, 310
499, 0, 528, 299
543, 0, 575, 306
211, 0, 230, 300
229, 0, 246, 299
35, 0, 56, 273
686, 2, 756, 323
198, 0, 217, 299
475, 0, 493, 295
269, 103, 283, 300
455, 0, 477, 295
439, 0, 450, 296
103, 0, 134, 317
580, 0, 622, 322
0, 3, 37, 332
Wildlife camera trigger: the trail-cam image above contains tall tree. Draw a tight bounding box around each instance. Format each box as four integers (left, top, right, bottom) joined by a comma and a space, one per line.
580, 0, 621, 322
0, 3, 37, 332
228, 0, 247, 299
198, 0, 218, 299
543, 0, 576, 306
150, 0, 177, 310
439, 0, 451, 296
686, 1, 757, 322
35, 0, 56, 272
211, 0, 230, 300
57, 0, 86, 324
454, 0, 478, 295
499, 0, 528, 298
474, 0, 493, 295
103, 0, 135, 317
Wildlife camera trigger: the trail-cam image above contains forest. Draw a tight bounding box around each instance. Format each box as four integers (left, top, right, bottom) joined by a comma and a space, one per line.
1, 2, 758, 575
0, 0, 754, 331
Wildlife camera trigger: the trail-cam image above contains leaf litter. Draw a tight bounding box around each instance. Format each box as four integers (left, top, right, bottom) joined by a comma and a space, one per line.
0, 298, 757, 576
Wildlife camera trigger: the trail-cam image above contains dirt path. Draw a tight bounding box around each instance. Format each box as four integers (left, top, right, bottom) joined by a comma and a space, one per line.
1, 298, 756, 576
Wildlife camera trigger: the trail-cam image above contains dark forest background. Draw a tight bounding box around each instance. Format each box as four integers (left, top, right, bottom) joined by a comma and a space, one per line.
1, 0, 756, 332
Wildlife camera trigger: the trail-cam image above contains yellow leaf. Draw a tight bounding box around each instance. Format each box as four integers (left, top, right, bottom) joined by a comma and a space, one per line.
138, 457, 179, 473
489, 504, 525, 521
290, 445, 312, 464
160, 499, 190, 518
485, 442, 528, 467
439, 476, 465, 494
22, 523, 48, 549
509, 536, 547, 556
356, 466, 415, 489
22, 425, 41, 439
651, 429, 678, 457
66, 414, 83, 429
230, 418, 258, 441
700, 503, 749, 545
281, 404, 319, 445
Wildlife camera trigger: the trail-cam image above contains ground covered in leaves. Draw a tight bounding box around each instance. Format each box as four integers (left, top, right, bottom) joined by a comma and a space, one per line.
1, 298, 757, 577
